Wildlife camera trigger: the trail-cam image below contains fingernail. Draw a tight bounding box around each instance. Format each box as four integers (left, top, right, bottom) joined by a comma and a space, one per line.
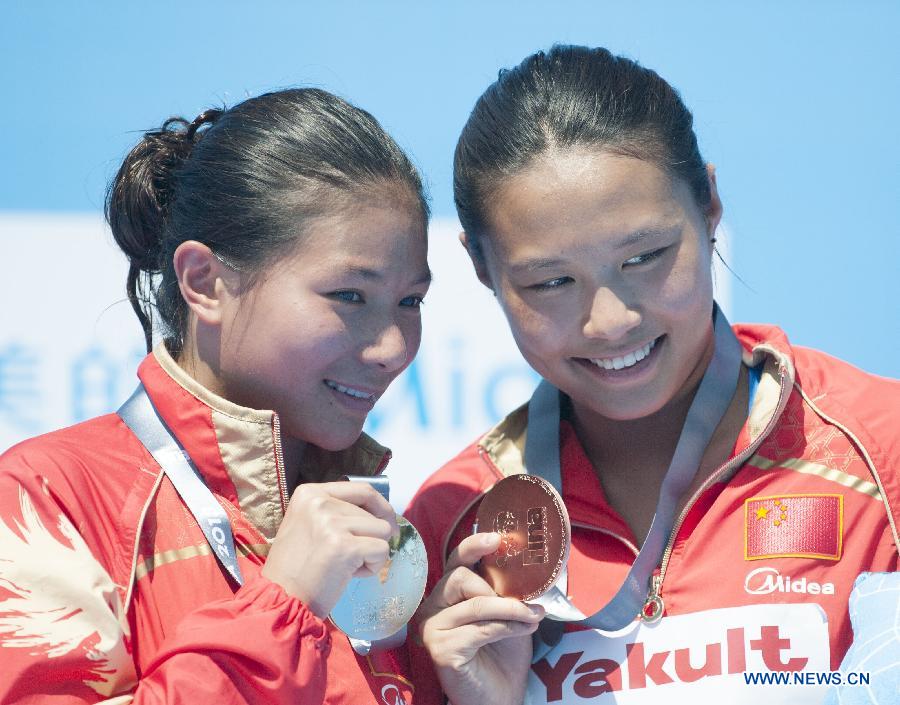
527, 604, 545, 617
483, 532, 500, 546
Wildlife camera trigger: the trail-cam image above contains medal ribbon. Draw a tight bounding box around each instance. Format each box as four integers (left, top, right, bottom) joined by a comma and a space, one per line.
118, 384, 245, 586
524, 305, 743, 636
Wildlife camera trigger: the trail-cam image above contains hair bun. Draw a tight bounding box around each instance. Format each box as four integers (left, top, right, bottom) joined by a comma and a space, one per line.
106, 118, 196, 270
106, 115, 207, 350
186, 108, 223, 142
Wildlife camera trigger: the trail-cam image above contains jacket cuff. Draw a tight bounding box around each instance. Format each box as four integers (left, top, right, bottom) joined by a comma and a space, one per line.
234, 573, 330, 642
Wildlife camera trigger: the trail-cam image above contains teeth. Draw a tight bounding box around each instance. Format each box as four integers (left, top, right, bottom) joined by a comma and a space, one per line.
325, 380, 375, 401
590, 338, 656, 371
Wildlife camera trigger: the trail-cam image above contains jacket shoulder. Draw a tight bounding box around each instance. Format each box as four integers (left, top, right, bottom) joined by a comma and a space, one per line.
1, 413, 156, 489
792, 345, 899, 414
788, 344, 900, 549
405, 398, 532, 545
791, 346, 899, 460
735, 323, 899, 462
404, 439, 497, 527
404, 437, 504, 585
0, 414, 160, 576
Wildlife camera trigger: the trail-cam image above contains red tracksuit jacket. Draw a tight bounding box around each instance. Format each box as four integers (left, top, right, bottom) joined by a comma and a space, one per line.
404, 323, 900, 705
0, 344, 416, 704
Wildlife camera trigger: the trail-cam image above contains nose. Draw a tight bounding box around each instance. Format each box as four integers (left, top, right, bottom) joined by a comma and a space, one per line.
361, 320, 412, 373
582, 287, 641, 341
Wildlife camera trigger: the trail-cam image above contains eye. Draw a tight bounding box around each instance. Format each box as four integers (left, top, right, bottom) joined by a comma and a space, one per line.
530, 276, 573, 291
623, 247, 668, 267
330, 290, 364, 303
400, 295, 425, 309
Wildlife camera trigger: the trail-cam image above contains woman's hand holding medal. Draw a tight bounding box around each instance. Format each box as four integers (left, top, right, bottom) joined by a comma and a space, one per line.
417, 473, 574, 704
417, 532, 546, 705
261, 481, 400, 618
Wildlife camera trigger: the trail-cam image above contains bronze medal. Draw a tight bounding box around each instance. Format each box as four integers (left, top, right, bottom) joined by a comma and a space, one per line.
476, 473, 570, 601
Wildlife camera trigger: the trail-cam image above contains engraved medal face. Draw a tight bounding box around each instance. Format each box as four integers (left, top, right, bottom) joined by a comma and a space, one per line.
476, 474, 570, 601
330, 516, 428, 642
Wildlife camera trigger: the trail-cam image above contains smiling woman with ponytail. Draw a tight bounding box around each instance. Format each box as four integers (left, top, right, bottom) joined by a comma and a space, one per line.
0, 88, 432, 704
404, 45, 900, 705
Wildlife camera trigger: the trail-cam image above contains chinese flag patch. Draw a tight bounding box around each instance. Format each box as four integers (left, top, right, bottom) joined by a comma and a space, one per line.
744, 494, 843, 561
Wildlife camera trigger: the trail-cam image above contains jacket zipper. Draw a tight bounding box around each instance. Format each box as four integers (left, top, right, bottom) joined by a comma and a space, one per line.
643, 571, 664, 623
272, 413, 289, 512
642, 367, 791, 621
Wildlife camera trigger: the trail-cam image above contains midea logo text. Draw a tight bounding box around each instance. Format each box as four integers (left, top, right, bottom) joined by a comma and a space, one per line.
744, 567, 835, 596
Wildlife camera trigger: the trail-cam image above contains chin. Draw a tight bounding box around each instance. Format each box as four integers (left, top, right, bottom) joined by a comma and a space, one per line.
307, 424, 365, 452
283, 413, 365, 452
577, 391, 669, 423
313, 434, 363, 452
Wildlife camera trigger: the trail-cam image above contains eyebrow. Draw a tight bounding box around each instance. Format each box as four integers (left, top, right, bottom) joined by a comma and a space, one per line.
613, 227, 677, 249
345, 265, 432, 286
509, 258, 566, 274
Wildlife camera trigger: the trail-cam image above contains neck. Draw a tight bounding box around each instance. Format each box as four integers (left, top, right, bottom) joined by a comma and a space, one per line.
279, 436, 307, 491
570, 384, 696, 479
570, 359, 749, 488
566, 319, 749, 543
568, 358, 748, 545
176, 330, 308, 491
176, 325, 226, 399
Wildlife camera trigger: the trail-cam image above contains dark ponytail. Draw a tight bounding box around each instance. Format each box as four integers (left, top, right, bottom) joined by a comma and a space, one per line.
106, 90, 428, 354
106, 112, 217, 352
454, 45, 709, 258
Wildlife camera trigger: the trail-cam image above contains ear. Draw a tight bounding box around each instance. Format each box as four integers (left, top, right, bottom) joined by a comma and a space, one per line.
705, 164, 724, 240
458, 231, 494, 291
172, 241, 237, 326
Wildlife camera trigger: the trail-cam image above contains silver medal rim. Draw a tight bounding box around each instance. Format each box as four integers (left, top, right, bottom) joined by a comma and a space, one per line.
329, 516, 428, 642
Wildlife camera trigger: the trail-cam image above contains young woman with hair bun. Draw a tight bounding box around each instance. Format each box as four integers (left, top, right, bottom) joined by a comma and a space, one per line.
0, 88, 431, 703
405, 45, 900, 705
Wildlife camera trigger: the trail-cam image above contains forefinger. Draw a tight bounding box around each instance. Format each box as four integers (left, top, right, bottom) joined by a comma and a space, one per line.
445, 532, 501, 573
306, 481, 398, 528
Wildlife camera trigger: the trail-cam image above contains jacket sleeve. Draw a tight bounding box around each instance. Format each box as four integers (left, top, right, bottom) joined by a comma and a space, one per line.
133, 576, 330, 704
0, 458, 330, 705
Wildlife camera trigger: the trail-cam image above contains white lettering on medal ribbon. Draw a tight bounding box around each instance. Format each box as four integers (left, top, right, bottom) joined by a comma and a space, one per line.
200, 513, 231, 563
526, 604, 830, 704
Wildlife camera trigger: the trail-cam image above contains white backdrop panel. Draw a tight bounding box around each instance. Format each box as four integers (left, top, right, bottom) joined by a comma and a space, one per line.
0, 214, 730, 512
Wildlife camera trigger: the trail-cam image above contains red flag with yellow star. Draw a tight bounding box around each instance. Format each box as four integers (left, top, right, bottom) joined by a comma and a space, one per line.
744, 494, 843, 561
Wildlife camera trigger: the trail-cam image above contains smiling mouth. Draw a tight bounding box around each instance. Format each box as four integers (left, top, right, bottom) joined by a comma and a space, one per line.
324, 380, 379, 403
588, 337, 661, 371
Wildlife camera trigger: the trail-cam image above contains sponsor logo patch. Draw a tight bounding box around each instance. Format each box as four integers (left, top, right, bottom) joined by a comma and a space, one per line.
744, 494, 842, 561
527, 604, 831, 704
744, 566, 835, 596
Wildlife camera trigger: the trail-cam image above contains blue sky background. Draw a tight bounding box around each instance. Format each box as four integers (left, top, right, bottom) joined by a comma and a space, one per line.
2, 1, 898, 377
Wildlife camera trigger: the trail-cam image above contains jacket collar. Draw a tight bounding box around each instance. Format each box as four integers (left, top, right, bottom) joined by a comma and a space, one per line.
135, 343, 391, 541
478, 323, 797, 527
